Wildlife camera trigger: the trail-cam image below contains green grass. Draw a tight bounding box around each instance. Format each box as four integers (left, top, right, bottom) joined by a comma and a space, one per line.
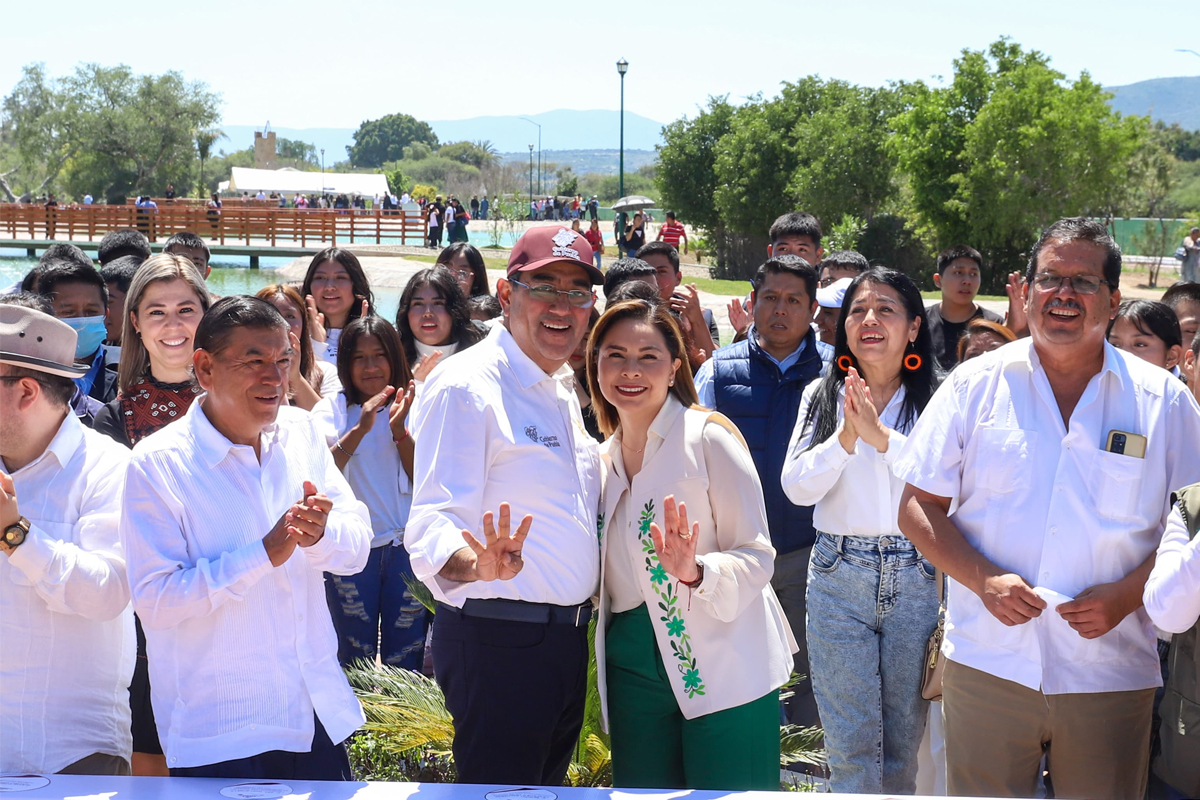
689, 277, 753, 296
920, 292, 1008, 302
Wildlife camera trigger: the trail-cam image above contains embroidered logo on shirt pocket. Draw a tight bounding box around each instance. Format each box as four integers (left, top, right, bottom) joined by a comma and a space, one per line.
1088, 450, 1146, 521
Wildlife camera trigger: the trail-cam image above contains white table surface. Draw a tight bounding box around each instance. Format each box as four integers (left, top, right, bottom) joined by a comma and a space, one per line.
0, 774, 956, 800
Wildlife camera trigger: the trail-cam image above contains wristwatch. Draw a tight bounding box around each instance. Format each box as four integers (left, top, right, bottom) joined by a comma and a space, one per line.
2, 517, 30, 551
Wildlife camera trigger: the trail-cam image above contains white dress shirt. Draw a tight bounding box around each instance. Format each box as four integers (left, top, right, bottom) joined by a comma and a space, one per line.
1, 413, 135, 774
405, 325, 601, 607
1145, 505, 1200, 635
312, 392, 411, 548
781, 382, 911, 536
121, 401, 372, 768
893, 339, 1200, 695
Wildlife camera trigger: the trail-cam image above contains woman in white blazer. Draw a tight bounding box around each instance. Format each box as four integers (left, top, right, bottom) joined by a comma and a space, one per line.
586, 298, 796, 790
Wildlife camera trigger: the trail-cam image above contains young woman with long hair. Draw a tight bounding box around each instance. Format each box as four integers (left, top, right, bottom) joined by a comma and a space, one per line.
394, 266, 484, 382
435, 242, 489, 298
312, 317, 426, 670
780, 267, 941, 793
300, 247, 375, 363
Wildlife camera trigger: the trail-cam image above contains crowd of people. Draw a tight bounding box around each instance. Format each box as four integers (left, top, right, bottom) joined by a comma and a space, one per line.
2, 211, 1200, 800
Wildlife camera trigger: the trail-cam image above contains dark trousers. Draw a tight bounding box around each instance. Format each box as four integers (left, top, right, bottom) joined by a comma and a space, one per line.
773, 545, 821, 729
432, 604, 588, 786
168, 715, 352, 781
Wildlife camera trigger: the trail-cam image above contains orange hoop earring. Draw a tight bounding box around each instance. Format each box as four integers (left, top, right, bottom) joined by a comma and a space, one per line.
903, 353, 923, 371
837, 355, 854, 372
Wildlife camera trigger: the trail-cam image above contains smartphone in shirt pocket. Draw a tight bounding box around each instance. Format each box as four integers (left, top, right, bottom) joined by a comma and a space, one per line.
1105, 430, 1147, 458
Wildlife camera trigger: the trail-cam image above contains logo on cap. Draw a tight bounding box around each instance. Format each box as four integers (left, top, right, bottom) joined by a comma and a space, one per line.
551, 229, 581, 260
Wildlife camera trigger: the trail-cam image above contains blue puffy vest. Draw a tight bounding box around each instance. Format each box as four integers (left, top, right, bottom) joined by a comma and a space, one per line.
710, 328, 828, 554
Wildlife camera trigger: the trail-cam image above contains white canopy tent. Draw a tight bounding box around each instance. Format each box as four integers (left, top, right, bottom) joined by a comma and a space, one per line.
226, 167, 389, 197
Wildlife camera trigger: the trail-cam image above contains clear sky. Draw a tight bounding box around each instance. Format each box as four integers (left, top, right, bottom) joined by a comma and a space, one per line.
3, 0, 1197, 129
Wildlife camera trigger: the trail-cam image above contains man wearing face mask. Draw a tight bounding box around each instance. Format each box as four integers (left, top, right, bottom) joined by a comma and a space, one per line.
36, 259, 119, 404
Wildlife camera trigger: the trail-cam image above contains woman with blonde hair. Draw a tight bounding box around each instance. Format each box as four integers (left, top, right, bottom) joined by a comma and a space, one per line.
92, 252, 211, 776
94, 254, 211, 449
586, 298, 795, 789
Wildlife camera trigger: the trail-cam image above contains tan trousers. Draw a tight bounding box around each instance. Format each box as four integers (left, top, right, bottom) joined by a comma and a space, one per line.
943, 660, 1154, 800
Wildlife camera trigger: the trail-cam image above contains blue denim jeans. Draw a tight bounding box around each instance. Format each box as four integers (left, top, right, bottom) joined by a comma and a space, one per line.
805, 532, 939, 793
324, 541, 429, 671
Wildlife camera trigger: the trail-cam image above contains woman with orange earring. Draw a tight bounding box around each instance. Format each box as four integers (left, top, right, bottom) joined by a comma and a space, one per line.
780, 268, 941, 794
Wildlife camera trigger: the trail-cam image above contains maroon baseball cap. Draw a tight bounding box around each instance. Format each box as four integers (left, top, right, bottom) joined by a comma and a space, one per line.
507, 226, 603, 285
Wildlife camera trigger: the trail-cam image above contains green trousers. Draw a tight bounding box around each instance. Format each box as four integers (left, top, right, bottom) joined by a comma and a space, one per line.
606, 604, 780, 790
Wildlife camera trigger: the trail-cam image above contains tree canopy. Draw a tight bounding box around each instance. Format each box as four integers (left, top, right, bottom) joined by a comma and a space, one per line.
347, 113, 439, 168
1, 62, 220, 201
656, 38, 1169, 286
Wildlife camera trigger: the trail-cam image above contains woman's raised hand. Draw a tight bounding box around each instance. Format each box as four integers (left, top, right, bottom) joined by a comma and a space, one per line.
413, 351, 443, 382
286, 331, 304, 385
649, 495, 701, 583
305, 294, 327, 343
462, 502, 533, 582
355, 385, 396, 433
388, 381, 416, 440
842, 367, 890, 452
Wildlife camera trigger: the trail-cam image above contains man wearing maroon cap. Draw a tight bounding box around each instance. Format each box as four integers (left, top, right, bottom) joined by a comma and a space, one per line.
406, 226, 602, 786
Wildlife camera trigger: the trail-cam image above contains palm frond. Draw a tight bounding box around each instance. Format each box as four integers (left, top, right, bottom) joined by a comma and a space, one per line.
401, 572, 438, 615
780, 724, 826, 767
566, 734, 612, 787
345, 659, 455, 756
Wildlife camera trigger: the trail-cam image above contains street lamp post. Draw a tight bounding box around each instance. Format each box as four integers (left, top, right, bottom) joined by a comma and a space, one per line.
617, 58, 629, 252
520, 117, 543, 196
528, 144, 534, 220
320, 149, 325, 197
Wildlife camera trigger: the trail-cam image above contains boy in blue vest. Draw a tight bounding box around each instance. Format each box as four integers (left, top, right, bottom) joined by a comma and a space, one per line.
693, 254, 832, 729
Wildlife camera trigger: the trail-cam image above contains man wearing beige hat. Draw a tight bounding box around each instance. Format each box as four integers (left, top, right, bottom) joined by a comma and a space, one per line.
0, 301, 135, 775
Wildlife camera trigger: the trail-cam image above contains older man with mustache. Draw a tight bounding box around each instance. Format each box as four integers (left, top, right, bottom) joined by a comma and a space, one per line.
894, 218, 1200, 800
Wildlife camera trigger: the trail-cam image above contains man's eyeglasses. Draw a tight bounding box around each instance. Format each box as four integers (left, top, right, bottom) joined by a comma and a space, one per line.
1030, 273, 1111, 295
509, 279, 596, 309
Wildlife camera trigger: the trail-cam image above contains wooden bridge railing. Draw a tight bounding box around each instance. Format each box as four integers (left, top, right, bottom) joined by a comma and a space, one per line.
0, 204, 426, 247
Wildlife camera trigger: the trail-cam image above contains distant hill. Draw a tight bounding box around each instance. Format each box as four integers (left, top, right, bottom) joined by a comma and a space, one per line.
428, 109, 665, 152
500, 149, 657, 176
1107, 76, 1200, 130
221, 109, 665, 166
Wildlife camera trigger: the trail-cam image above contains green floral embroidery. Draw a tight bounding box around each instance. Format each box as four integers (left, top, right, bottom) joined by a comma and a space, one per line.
596, 512, 605, 544
637, 499, 707, 698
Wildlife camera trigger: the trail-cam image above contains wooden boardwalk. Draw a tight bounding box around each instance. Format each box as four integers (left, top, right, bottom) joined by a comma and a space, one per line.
0, 204, 427, 262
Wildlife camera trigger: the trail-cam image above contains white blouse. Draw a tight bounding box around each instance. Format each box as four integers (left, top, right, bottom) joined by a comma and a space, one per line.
312, 392, 411, 548
781, 382, 912, 537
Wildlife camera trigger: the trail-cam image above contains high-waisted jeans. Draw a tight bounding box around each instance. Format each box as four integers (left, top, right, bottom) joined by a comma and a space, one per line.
805, 532, 939, 793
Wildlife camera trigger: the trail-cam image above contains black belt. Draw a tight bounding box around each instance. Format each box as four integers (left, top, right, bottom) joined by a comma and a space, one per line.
440, 598, 593, 627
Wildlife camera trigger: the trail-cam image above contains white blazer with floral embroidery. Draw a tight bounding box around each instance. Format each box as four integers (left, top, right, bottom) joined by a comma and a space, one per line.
595, 398, 797, 725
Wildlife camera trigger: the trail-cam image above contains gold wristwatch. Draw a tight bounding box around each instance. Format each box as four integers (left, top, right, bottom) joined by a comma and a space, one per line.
2, 517, 30, 551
